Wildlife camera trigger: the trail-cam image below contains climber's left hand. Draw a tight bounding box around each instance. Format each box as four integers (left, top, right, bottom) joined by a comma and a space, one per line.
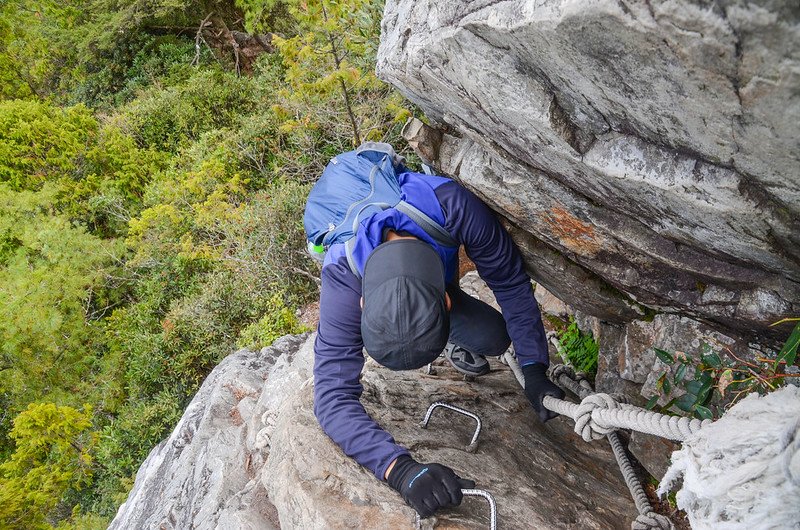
522, 362, 564, 423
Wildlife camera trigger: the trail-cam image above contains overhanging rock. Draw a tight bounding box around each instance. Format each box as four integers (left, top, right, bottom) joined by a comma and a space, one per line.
378, 0, 800, 340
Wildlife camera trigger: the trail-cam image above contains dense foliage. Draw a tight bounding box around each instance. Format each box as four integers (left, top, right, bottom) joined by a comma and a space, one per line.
0, 0, 416, 526
555, 316, 599, 377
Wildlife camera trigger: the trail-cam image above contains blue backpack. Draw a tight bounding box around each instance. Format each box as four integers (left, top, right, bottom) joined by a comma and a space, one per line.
303, 142, 457, 275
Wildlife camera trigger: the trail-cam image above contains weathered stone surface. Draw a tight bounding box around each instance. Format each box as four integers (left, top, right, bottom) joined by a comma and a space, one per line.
535, 284, 570, 319
265, 355, 640, 529
111, 280, 645, 529
627, 431, 678, 481
107, 334, 312, 530
572, 312, 749, 401
379, 0, 800, 341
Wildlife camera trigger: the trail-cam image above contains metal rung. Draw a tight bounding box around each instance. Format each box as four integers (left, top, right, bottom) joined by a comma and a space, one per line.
420, 402, 482, 453
414, 489, 497, 530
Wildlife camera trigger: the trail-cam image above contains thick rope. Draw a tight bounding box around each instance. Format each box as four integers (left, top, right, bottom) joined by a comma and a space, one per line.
631, 512, 674, 530
548, 365, 665, 525
607, 429, 653, 515
545, 364, 712, 442
542, 394, 710, 442
503, 353, 675, 530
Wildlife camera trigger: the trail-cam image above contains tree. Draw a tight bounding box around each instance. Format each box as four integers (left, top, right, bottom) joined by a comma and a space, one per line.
0, 183, 117, 440
271, 0, 388, 149
0, 0, 83, 100
0, 100, 97, 192
0, 403, 96, 529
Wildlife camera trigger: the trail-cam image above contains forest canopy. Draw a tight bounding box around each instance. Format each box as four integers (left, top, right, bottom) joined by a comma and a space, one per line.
0, 1, 417, 527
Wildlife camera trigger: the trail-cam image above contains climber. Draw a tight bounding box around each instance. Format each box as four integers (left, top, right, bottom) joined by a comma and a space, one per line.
309, 143, 564, 518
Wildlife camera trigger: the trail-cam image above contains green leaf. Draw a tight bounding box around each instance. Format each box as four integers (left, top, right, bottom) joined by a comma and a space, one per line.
660, 397, 678, 413
645, 396, 659, 410
694, 405, 713, 420
696, 379, 713, 405
775, 322, 800, 369
654, 348, 675, 365
702, 351, 722, 368
673, 363, 687, 383
663, 377, 671, 395
675, 393, 697, 412
685, 380, 703, 396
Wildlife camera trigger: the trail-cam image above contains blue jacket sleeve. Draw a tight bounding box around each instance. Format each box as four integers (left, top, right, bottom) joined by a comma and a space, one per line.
435, 181, 549, 366
313, 258, 410, 479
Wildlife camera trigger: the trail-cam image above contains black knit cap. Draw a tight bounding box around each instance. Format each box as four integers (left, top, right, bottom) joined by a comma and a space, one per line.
361, 239, 449, 370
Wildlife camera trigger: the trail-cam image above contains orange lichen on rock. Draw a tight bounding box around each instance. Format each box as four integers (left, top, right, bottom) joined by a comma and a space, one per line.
541, 206, 602, 256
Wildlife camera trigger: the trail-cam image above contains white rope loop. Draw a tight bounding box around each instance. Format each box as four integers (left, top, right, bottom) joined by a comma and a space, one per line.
574, 393, 619, 442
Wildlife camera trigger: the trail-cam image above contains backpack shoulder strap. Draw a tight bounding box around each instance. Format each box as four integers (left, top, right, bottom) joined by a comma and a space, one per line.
356, 142, 405, 168
395, 200, 458, 248
344, 238, 360, 277
344, 203, 458, 279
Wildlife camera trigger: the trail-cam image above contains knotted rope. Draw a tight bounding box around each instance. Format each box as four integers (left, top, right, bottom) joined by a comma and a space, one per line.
503, 353, 675, 530
543, 392, 710, 442
505, 351, 800, 529
545, 364, 711, 442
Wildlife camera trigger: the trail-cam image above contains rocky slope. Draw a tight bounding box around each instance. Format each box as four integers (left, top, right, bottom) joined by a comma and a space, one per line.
377, 0, 799, 343
110, 276, 644, 529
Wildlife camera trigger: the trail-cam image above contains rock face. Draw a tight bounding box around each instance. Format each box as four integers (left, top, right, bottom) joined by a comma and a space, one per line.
107, 334, 313, 530
377, 0, 799, 342
111, 278, 645, 529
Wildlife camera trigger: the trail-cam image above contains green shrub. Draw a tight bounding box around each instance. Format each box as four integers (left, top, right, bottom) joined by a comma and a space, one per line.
226, 109, 282, 189
0, 100, 97, 191
647, 321, 799, 420
54, 511, 109, 530
65, 123, 169, 236
121, 68, 259, 153
0, 403, 96, 529
557, 317, 599, 377
222, 180, 317, 301
112, 38, 201, 106
0, 184, 118, 413
90, 390, 183, 517
0, 100, 166, 237
238, 291, 308, 350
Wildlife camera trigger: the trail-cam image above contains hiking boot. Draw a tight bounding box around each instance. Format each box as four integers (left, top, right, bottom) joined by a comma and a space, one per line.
444, 343, 490, 377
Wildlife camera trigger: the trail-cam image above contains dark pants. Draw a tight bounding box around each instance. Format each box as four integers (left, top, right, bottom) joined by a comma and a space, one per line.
447, 285, 511, 357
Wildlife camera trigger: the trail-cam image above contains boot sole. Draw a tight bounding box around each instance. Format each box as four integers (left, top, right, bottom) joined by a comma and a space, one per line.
445, 353, 490, 377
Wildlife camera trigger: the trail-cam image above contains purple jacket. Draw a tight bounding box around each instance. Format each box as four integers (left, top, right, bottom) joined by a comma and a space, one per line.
313, 174, 548, 480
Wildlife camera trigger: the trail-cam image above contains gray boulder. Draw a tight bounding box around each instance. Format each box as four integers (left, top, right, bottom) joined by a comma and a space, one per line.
107, 334, 313, 530
378, 0, 799, 339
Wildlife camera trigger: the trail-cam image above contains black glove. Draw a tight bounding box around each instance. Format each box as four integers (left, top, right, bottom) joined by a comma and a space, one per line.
387, 455, 476, 517
522, 362, 565, 423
